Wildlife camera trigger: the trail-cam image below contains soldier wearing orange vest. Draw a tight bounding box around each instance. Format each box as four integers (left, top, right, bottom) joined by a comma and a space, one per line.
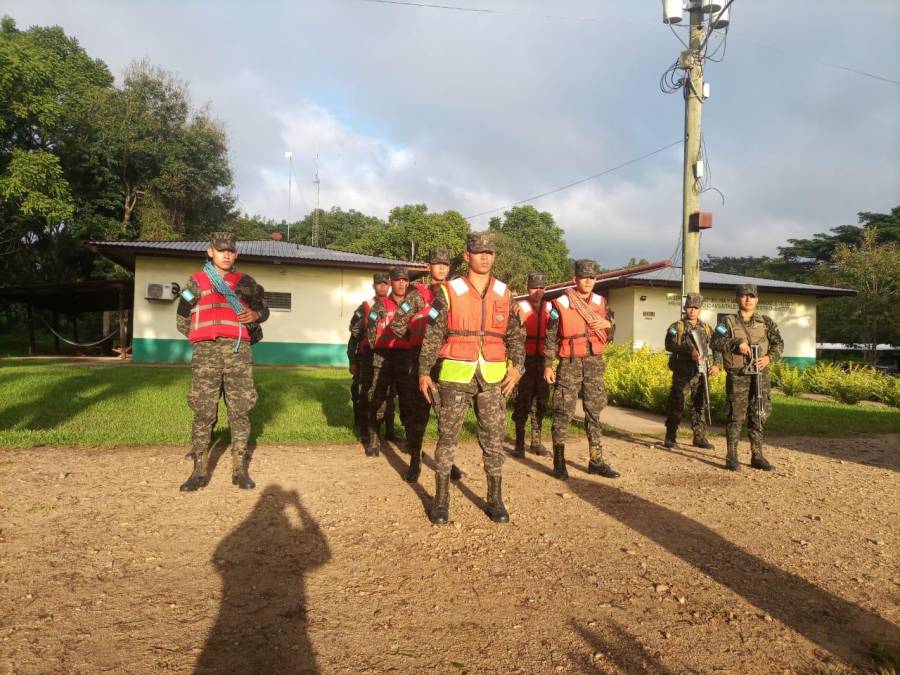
512, 272, 551, 458
386, 247, 462, 483
175, 232, 269, 491
366, 266, 419, 457
418, 232, 526, 525
348, 271, 393, 443
544, 259, 619, 480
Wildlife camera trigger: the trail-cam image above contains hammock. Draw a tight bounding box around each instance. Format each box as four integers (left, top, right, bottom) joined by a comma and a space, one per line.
38, 316, 121, 348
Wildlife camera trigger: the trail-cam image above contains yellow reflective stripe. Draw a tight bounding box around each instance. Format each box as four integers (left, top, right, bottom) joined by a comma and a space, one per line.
439, 359, 478, 383
478, 356, 507, 384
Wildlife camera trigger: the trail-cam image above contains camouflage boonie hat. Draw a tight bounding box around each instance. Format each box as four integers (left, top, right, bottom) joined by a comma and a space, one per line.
735, 283, 758, 297
209, 232, 237, 251
527, 272, 546, 289
428, 247, 451, 265
684, 292, 703, 308
389, 266, 409, 281
466, 231, 496, 253
373, 271, 390, 284
574, 259, 598, 278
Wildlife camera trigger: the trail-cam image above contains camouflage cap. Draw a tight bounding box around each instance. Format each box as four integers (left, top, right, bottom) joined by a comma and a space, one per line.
428, 247, 451, 265
735, 283, 758, 297
209, 232, 237, 251
389, 266, 409, 281
527, 272, 547, 289
684, 292, 703, 308
466, 231, 496, 253
574, 259, 599, 278
373, 271, 390, 284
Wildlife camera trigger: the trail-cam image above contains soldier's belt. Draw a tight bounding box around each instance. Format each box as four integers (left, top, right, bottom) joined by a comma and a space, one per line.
447, 329, 505, 339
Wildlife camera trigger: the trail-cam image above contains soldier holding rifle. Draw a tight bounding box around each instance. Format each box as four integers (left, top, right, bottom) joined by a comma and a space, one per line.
711, 284, 784, 472
543, 259, 619, 480
663, 292, 721, 449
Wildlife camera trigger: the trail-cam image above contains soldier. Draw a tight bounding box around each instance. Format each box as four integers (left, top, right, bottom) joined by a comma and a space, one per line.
176, 232, 269, 491
512, 272, 551, 458
418, 231, 526, 524
386, 247, 462, 483
544, 259, 619, 480
711, 284, 784, 472
366, 266, 419, 457
348, 272, 395, 443
663, 292, 721, 449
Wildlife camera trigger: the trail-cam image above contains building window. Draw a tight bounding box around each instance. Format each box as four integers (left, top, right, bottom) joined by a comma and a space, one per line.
265, 292, 292, 311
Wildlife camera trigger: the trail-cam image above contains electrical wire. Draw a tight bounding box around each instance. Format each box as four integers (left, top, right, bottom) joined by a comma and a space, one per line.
357, 0, 605, 23
465, 140, 683, 220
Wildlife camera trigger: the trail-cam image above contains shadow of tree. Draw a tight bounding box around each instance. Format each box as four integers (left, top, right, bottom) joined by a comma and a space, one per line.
569, 619, 670, 674
513, 454, 900, 668
195, 485, 330, 674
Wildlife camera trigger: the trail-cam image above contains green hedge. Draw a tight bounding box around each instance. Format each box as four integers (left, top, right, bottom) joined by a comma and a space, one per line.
770, 360, 900, 407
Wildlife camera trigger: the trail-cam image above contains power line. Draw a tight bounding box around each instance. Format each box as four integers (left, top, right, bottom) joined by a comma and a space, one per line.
357, 0, 605, 24
465, 140, 683, 220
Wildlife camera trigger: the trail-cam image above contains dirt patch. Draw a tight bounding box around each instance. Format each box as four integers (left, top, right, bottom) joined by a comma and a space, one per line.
1, 434, 898, 673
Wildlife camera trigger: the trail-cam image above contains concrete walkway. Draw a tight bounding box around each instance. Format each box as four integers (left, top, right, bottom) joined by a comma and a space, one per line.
576, 401, 724, 438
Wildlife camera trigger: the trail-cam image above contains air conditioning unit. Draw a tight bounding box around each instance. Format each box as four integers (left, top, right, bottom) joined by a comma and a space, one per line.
145, 282, 180, 301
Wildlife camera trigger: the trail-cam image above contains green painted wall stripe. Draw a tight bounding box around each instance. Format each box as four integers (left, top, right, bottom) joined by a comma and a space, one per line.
132, 338, 348, 366
782, 356, 816, 369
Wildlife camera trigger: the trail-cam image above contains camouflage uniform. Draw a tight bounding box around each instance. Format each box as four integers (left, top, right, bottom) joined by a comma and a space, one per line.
664, 292, 722, 447
544, 259, 619, 479
512, 272, 550, 457
419, 232, 526, 524
711, 284, 784, 471
176, 232, 269, 491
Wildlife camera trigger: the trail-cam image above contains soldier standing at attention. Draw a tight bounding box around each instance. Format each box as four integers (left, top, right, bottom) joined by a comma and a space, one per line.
711, 284, 783, 472
366, 267, 417, 457
418, 232, 526, 524
387, 247, 462, 483
348, 272, 392, 443
544, 259, 619, 480
512, 272, 551, 458
176, 232, 269, 491
663, 292, 721, 449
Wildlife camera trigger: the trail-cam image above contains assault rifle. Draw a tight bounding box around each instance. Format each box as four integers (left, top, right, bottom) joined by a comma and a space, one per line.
742, 343, 765, 418
687, 327, 712, 426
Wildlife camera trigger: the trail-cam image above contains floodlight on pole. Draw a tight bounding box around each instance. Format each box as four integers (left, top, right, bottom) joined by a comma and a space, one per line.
284, 151, 293, 241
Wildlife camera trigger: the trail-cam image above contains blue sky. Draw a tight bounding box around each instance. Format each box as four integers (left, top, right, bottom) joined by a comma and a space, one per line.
7, 0, 900, 267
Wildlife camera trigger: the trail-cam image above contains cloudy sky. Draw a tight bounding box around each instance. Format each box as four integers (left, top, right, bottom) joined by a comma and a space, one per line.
7, 0, 900, 267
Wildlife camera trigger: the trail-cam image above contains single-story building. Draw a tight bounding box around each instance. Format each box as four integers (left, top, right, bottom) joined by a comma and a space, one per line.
88, 239, 426, 365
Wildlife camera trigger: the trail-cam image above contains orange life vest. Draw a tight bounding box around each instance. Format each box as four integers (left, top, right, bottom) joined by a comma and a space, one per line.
406, 283, 435, 348
372, 295, 412, 350
188, 271, 250, 344
552, 290, 608, 358
438, 276, 510, 363
517, 298, 550, 357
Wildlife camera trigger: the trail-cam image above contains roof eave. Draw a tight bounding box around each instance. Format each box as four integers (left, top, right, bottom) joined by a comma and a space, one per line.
609, 277, 857, 298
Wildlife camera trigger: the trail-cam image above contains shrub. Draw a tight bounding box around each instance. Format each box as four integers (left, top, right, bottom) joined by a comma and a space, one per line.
770, 361, 807, 397
801, 362, 893, 405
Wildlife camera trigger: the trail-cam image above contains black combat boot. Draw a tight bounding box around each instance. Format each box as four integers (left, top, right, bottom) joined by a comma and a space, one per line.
664, 423, 678, 449
405, 446, 422, 482
750, 444, 775, 471
430, 473, 450, 525
485, 475, 510, 523
692, 430, 714, 450
232, 454, 256, 490
513, 423, 526, 458
552, 443, 569, 480
587, 446, 621, 478
725, 440, 741, 471
365, 426, 380, 457
180, 451, 208, 492
450, 464, 464, 480
529, 419, 549, 456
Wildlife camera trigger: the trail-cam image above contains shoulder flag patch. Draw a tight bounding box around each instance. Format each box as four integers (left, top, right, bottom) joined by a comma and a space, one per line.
353, 309, 362, 319
549, 307, 559, 321
715, 324, 728, 334
369, 311, 379, 322
667, 326, 677, 336
400, 301, 410, 313
427, 306, 440, 323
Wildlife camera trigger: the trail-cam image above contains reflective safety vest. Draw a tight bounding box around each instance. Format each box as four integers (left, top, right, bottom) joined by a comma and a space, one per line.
372, 295, 412, 350
720, 314, 770, 371
438, 276, 510, 384
406, 283, 435, 348
517, 299, 550, 357
188, 271, 250, 344
552, 291, 608, 358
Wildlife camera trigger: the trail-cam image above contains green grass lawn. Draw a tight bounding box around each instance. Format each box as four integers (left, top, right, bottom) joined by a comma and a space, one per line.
0, 362, 897, 448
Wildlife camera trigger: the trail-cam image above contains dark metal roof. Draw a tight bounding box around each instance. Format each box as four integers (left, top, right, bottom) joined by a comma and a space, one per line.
86, 240, 427, 273
598, 266, 856, 298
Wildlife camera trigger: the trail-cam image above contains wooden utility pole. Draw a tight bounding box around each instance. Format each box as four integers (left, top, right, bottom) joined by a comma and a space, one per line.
681, 4, 705, 297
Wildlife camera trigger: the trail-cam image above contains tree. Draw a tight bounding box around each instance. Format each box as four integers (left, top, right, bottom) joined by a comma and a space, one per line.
289, 207, 385, 250
487, 205, 570, 289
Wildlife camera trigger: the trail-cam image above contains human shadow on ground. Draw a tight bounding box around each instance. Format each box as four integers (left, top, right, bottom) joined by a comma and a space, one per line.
513, 454, 900, 669
194, 485, 330, 674
766, 434, 900, 473
569, 619, 670, 675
